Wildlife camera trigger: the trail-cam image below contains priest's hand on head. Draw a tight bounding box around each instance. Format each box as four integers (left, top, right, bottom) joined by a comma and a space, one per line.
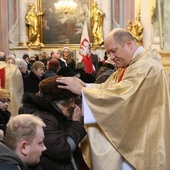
56, 77, 84, 96
72, 77, 86, 87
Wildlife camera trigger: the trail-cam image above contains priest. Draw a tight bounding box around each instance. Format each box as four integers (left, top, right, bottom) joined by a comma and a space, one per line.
56, 28, 170, 170
0, 51, 23, 116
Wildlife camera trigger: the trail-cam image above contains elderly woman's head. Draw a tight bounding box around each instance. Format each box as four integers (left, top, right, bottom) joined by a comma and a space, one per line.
39, 75, 77, 101
15, 58, 28, 73
32, 61, 45, 78
39, 75, 79, 117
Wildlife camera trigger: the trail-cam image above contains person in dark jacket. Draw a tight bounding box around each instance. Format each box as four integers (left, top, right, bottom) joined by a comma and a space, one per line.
0, 88, 11, 140
43, 59, 60, 78
15, 58, 30, 83
51, 50, 66, 69
75, 62, 96, 83
62, 47, 76, 71
0, 142, 28, 170
24, 61, 45, 93
0, 114, 46, 170
19, 75, 89, 170
95, 63, 117, 83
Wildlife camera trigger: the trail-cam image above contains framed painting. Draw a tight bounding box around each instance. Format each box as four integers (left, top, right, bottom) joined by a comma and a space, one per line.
39, 0, 92, 48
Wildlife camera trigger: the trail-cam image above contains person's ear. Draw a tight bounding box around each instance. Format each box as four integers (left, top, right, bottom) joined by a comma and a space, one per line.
20, 141, 28, 156
126, 39, 133, 49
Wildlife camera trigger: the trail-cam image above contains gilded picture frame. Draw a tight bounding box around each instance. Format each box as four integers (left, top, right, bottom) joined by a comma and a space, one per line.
38, 0, 92, 48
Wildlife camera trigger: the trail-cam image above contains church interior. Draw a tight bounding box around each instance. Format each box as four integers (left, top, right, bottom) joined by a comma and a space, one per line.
0, 0, 170, 72
1, 1, 170, 169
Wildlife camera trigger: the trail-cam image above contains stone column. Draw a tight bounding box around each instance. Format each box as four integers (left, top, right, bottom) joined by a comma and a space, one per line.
141, 0, 152, 49
0, 0, 9, 54
163, 0, 170, 50
101, 0, 112, 40
119, 0, 124, 27
18, 0, 29, 46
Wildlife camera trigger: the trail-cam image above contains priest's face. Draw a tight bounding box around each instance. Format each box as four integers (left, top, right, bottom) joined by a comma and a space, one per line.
105, 37, 133, 68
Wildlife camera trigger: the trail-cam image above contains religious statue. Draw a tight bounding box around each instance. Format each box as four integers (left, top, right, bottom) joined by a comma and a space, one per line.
25, 3, 43, 47
126, 11, 144, 46
126, 20, 133, 34
132, 12, 144, 46
91, 2, 105, 45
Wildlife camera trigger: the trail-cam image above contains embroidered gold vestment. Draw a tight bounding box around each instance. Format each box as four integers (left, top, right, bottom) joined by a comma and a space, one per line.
82, 50, 170, 170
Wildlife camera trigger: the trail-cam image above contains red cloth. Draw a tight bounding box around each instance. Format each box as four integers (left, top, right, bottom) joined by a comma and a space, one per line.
79, 38, 94, 74
117, 68, 126, 82
0, 67, 5, 88
81, 55, 94, 74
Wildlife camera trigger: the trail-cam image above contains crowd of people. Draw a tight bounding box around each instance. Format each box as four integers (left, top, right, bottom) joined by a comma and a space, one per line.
0, 45, 115, 170
1, 28, 170, 170
1, 46, 115, 95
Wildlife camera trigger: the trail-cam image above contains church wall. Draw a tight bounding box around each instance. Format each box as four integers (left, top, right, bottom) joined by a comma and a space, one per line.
7, 0, 117, 61
1, 0, 170, 73
0, 0, 9, 54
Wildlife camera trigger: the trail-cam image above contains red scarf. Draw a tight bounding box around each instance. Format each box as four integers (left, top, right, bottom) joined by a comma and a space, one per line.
0, 67, 5, 88
117, 68, 126, 83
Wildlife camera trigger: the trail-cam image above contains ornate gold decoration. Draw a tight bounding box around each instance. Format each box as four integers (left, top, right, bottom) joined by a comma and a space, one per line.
54, 0, 77, 14
126, 20, 133, 34
126, 10, 144, 46
25, 3, 44, 48
91, 2, 105, 46
28, 0, 92, 49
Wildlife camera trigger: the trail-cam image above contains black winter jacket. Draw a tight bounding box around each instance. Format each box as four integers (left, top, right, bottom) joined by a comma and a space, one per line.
19, 93, 87, 170
24, 71, 43, 93
0, 142, 42, 170
0, 109, 10, 135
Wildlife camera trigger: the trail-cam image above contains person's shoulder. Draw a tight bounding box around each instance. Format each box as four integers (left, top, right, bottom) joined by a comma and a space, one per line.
28, 164, 43, 170
0, 162, 27, 170
26, 71, 40, 81
6, 64, 18, 70
0, 61, 7, 68
0, 110, 11, 120
5, 64, 22, 77
0, 142, 27, 170
43, 70, 57, 78
80, 72, 96, 83
91, 53, 98, 56
0, 162, 17, 170
0, 63, 19, 74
